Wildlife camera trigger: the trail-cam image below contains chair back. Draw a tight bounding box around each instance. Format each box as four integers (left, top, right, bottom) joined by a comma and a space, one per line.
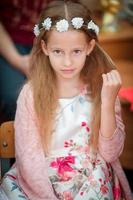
0, 121, 15, 180
0, 121, 15, 159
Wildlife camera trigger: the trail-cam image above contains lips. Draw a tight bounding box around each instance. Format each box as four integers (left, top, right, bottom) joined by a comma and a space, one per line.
61, 69, 75, 73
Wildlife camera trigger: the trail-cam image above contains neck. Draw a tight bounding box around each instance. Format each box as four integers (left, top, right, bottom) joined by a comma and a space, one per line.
57, 77, 84, 98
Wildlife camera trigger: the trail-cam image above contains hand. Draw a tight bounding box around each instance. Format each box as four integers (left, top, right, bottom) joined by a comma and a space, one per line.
101, 70, 122, 105
0, 23, 31, 76
14, 54, 31, 77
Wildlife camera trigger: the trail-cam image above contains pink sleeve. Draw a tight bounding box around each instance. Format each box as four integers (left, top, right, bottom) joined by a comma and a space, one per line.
14, 84, 57, 200
98, 97, 126, 163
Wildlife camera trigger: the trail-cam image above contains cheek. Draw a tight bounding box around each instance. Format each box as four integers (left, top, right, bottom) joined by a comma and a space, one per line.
48, 55, 60, 69
77, 54, 87, 67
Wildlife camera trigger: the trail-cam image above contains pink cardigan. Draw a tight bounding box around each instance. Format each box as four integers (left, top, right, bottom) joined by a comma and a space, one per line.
14, 84, 132, 200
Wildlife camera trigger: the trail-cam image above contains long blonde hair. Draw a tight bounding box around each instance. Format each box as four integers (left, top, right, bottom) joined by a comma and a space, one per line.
29, 0, 116, 154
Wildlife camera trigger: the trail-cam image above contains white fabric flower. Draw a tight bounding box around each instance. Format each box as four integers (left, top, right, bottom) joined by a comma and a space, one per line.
42, 17, 52, 30
71, 17, 84, 29
33, 24, 40, 37
56, 19, 69, 32
87, 20, 99, 35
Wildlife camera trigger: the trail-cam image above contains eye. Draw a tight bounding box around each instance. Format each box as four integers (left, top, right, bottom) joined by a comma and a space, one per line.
73, 49, 82, 55
53, 49, 62, 55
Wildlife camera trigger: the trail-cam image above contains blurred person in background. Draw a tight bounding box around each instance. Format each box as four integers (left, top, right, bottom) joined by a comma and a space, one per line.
0, 0, 51, 176
0, 0, 51, 124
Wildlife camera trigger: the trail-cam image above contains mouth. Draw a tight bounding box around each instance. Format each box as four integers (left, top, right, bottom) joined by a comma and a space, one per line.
61, 69, 75, 74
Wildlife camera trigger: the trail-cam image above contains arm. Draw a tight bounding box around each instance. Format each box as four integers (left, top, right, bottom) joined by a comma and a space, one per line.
98, 70, 125, 162
14, 84, 57, 200
0, 22, 30, 75
98, 97, 125, 162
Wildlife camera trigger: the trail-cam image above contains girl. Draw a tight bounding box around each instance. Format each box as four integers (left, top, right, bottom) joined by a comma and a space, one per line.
0, 0, 132, 200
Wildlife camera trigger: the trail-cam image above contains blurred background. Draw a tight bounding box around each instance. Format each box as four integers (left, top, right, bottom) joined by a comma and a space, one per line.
0, 0, 133, 191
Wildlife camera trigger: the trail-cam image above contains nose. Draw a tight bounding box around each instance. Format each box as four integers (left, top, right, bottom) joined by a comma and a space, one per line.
64, 54, 72, 67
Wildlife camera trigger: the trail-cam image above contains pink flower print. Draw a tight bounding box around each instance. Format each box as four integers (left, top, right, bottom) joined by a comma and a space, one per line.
63, 191, 73, 200
81, 122, 90, 134
64, 141, 69, 147
80, 191, 84, 196
64, 139, 74, 148
101, 166, 110, 183
113, 186, 121, 199
99, 178, 102, 183
50, 155, 75, 179
100, 184, 108, 194
86, 127, 90, 132
81, 121, 87, 126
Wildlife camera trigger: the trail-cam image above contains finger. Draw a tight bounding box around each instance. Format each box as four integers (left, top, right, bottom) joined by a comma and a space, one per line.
110, 70, 122, 84
102, 74, 108, 84
106, 72, 113, 84
106, 70, 121, 85
112, 70, 122, 84
109, 71, 118, 84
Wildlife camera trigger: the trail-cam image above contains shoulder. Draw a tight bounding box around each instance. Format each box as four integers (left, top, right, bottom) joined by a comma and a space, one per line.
17, 82, 33, 103
16, 82, 36, 118
16, 82, 35, 113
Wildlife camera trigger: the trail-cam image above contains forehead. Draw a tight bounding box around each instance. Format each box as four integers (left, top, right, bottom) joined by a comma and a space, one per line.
46, 30, 88, 47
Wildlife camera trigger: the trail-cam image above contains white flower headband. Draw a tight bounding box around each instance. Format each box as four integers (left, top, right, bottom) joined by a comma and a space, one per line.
33, 17, 99, 37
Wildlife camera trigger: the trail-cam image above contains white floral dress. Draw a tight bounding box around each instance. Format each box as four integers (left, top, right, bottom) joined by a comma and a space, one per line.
47, 92, 123, 200
0, 91, 123, 200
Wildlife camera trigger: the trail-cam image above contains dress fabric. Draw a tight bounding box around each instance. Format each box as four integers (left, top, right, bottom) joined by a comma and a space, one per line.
0, 90, 126, 200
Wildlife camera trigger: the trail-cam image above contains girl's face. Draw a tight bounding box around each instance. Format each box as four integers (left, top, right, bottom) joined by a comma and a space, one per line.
41, 30, 95, 82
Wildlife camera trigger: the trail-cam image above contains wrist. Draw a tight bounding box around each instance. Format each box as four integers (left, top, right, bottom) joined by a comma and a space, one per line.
101, 101, 115, 110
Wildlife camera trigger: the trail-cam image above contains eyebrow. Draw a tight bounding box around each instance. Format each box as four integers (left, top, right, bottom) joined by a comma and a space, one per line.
49, 46, 85, 50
